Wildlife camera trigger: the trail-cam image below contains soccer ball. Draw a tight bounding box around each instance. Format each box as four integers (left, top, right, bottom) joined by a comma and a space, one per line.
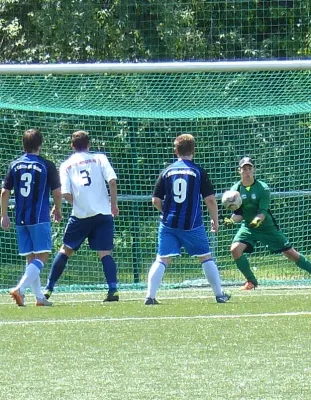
221, 190, 242, 211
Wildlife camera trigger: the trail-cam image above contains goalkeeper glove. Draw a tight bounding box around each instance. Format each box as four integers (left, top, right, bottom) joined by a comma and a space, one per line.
223, 217, 236, 226
249, 217, 262, 228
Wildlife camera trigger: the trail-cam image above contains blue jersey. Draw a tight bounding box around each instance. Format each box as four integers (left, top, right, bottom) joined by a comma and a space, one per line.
2, 154, 60, 226
153, 159, 214, 230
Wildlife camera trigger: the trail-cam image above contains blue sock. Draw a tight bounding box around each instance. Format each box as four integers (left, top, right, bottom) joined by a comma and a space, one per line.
101, 255, 118, 292
46, 252, 69, 291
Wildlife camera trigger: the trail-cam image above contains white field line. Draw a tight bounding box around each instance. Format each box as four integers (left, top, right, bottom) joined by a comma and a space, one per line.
1, 311, 311, 326
0, 288, 310, 305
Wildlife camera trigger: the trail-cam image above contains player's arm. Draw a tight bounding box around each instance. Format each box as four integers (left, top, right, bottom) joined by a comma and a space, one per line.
62, 192, 73, 204
203, 194, 219, 233
249, 184, 270, 228
257, 184, 270, 219
223, 213, 243, 226
152, 173, 165, 213
47, 160, 63, 222
51, 188, 62, 222
1, 167, 13, 230
58, 162, 73, 205
152, 196, 163, 212
108, 178, 119, 217
1, 188, 11, 230
249, 212, 265, 227
200, 168, 219, 232
99, 155, 119, 217
52, 188, 62, 208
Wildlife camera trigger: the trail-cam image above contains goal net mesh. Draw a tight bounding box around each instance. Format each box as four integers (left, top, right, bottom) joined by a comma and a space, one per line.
1, 70, 311, 291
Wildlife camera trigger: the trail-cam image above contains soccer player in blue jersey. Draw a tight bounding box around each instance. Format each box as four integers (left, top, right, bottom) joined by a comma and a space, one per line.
44, 130, 119, 302
145, 134, 230, 304
1, 128, 62, 306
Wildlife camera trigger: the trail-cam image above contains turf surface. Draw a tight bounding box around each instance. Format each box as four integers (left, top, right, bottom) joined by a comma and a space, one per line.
1, 288, 310, 400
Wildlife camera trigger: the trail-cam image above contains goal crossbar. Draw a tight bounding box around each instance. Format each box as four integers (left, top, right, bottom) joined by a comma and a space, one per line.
1, 60, 311, 75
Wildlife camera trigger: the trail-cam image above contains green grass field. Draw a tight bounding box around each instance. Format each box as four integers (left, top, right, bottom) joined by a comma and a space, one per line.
1, 288, 311, 400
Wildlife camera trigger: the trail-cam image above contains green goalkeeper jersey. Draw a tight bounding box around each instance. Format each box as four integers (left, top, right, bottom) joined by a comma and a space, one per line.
231, 179, 278, 229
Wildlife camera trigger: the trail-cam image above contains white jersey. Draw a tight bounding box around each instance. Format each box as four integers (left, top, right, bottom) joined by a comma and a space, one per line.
60, 151, 117, 218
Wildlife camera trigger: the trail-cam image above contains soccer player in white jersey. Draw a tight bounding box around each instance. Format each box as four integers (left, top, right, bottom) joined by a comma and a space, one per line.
44, 130, 120, 302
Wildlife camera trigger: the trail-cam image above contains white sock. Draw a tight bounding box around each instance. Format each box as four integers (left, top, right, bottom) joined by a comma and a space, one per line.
202, 259, 223, 297
146, 261, 166, 298
17, 260, 43, 294
30, 277, 44, 299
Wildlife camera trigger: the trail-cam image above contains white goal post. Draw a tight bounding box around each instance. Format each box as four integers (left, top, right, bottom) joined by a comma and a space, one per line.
0, 60, 311, 75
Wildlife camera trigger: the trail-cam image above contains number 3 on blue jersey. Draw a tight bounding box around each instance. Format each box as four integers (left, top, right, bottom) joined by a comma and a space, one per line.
20, 172, 32, 197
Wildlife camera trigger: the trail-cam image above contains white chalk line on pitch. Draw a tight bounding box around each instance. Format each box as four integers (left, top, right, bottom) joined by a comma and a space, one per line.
0, 288, 310, 305
1, 311, 311, 326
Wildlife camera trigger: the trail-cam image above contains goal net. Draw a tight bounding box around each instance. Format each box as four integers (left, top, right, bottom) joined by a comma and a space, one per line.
1, 62, 311, 292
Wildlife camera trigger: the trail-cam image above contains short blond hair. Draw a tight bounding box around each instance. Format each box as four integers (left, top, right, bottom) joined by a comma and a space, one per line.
174, 134, 195, 156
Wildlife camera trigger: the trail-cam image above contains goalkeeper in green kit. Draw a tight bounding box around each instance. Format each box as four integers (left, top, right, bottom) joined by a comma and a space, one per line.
224, 156, 311, 290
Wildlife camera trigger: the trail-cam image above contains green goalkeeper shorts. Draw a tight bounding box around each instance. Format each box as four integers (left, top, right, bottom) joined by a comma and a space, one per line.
232, 225, 292, 254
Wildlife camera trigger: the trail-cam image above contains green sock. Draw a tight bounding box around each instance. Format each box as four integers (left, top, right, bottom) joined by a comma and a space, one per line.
235, 255, 258, 285
295, 255, 311, 274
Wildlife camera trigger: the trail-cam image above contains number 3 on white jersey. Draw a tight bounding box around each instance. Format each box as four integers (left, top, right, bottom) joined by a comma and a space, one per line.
173, 178, 187, 203
80, 169, 92, 186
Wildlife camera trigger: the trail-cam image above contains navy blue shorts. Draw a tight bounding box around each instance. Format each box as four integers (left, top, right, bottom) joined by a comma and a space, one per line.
157, 223, 211, 257
16, 222, 52, 256
63, 214, 114, 251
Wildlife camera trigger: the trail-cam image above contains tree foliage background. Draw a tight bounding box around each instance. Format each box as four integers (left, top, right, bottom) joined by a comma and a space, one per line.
0, 0, 310, 63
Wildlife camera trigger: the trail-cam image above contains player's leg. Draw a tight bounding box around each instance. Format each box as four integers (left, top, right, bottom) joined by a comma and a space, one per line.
262, 229, 311, 274
98, 250, 119, 302
10, 224, 51, 306
145, 223, 178, 304
231, 227, 258, 289
88, 214, 119, 302
9, 225, 33, 305
13, 256, 46, 305
199, 255, 225, 298
44, 245, 74, 298
145, 256, 171, 304
26, 252, 53, 306
27, 223, 54, 306
283, 248, 311, 273
44, 215, 84, 298
181, 226, 230, 302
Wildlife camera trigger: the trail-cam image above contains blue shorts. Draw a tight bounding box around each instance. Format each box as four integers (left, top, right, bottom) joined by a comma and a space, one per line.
157, 223, 211, 257
16, 222, 52, 256
63, 214, 114, 251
